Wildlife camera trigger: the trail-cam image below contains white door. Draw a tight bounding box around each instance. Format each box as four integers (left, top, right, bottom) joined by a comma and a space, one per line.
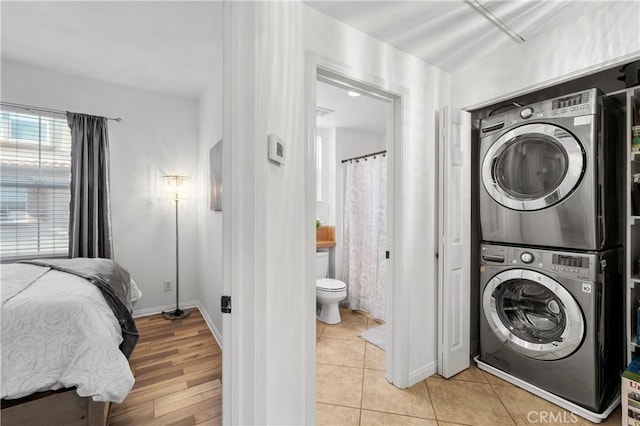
438, 106, 471, 378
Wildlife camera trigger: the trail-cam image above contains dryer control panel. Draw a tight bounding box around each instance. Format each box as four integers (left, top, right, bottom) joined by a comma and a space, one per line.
479, 88, 599, 137
552, 92, 590, 110
480, 244, 597, 281
550, 90, 594, 117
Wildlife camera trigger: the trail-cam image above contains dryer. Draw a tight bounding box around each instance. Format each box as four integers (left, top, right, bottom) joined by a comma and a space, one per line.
478, 243, 623, 413
479, 88, 623, 250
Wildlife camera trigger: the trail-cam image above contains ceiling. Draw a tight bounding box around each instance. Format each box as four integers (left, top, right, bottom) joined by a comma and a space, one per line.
304, 1, 606, 73
1, 1, 607, 100
316, 81, 389, 136
0, 1, 223, 99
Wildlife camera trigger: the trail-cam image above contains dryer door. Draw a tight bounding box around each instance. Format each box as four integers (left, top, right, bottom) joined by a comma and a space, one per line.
481, 123, 584, 211
483, 269, 584, 360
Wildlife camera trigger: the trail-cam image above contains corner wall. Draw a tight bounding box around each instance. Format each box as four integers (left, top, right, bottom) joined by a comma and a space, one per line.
0, 60, 201, 312
198, 54, 225, 343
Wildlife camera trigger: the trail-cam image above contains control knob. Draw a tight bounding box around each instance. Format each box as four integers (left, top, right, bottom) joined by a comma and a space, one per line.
520, 107, 534, 119
520, 252, 534, 264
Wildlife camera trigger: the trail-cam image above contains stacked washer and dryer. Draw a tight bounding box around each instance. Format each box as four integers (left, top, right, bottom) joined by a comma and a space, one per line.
476, 88, 624, 421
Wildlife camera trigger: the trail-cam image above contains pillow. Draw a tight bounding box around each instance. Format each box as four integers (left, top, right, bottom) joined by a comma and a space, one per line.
130, 278, 142, 306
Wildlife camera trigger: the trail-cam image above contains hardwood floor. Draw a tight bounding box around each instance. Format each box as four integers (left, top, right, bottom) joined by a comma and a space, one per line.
109, 310, 222, 426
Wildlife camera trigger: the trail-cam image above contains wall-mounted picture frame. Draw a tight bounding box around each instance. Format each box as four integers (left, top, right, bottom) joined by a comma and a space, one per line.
210, 140, 222, 211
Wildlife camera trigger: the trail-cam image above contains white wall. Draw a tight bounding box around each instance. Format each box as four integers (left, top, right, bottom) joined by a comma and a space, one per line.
1, 60, 201, 312
260, 5, 307, 422
225, 2, 450, 423
452, 1, 640, 109
334, 128, 386, 280
336, 128, 386, 162
198, 55, 224, 342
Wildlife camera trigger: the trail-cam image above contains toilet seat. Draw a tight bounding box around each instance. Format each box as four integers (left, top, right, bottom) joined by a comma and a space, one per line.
316, 278, 346, 292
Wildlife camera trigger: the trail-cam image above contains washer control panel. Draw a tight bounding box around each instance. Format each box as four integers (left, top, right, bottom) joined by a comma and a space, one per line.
480, 244, 596, 281
550, 253, 591, 276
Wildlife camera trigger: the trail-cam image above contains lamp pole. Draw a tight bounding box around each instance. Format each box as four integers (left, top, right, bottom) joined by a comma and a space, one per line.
163, 175, 191, 320
175, 194, 180, 313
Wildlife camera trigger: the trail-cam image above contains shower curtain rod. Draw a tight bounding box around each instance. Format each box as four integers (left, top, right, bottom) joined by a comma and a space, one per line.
1, 101, 122, 122
341, 150, 386, 163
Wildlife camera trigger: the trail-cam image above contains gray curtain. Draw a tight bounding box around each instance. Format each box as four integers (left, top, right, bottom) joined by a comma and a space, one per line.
67, 112, 113, 258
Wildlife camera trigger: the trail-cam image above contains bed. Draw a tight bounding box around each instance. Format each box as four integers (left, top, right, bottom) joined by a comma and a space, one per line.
1, 258, 141, 425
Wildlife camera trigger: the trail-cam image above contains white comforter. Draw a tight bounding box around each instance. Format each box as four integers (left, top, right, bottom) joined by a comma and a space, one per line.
1, 264, 135, 403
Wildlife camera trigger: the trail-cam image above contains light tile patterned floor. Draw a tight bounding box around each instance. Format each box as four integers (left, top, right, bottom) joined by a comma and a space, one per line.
316, 308, 622, 426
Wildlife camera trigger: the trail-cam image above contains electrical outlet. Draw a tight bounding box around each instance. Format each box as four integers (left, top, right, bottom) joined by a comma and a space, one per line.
164, 280, 172, 292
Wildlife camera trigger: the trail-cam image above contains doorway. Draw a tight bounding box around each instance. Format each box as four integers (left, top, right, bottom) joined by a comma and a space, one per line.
311, 66, 402, 416
315, 79, 390, 319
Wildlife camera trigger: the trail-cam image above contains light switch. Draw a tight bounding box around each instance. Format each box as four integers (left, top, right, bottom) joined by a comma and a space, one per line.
268, 133, 286, 165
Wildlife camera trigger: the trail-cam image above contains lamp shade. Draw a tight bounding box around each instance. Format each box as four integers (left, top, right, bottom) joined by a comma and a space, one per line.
164, 174, 191, 201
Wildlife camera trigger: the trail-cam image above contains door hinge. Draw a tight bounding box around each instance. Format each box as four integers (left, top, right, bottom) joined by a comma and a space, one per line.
385, 251, 390, 259
221, 295, 231, 314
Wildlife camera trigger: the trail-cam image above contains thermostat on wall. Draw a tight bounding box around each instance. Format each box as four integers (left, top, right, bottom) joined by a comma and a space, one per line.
268, 133, 286, 165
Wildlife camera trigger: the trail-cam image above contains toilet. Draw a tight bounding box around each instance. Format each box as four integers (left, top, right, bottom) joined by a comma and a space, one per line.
316, 251, 347, 324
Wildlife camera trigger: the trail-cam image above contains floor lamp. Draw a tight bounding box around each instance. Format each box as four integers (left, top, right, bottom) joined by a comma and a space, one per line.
163, 174, 191, 320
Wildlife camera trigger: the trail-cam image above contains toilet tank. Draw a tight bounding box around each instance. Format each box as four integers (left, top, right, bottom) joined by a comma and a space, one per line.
316, 251, 329, 279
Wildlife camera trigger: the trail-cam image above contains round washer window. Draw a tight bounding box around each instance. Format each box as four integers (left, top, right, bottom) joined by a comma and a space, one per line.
494, 135, 568, 199
494, 279, 566, 344
483, 269, 585, 360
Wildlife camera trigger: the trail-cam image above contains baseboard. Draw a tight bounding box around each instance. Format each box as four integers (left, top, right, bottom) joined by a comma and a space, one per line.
133, 300, 223, 348
408, 360, 438, 385
194, 301, 223, 348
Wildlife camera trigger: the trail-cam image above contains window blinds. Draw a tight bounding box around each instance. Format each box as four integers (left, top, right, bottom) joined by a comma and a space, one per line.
0, 110, 71, 260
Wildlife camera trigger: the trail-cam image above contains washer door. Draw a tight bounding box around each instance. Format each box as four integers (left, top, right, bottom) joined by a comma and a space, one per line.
482, 123, 584, 211
483, 269, 584, 360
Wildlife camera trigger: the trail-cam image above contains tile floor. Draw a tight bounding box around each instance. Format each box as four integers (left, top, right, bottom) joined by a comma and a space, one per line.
316, 308, 622, 426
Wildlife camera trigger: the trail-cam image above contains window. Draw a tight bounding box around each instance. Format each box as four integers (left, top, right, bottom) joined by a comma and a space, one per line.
0, 110, 71, 260
316, 136, 322, 202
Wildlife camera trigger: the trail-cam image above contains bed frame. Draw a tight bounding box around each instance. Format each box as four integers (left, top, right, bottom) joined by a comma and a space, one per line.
1, 388, 110, 426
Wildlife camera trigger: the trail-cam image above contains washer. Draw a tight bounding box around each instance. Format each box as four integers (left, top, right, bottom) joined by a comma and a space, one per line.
479, 243, 623, 413
479, 88, 623, 250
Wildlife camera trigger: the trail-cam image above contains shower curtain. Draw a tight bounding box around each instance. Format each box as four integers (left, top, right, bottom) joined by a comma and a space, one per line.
342, 154, 387, 320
